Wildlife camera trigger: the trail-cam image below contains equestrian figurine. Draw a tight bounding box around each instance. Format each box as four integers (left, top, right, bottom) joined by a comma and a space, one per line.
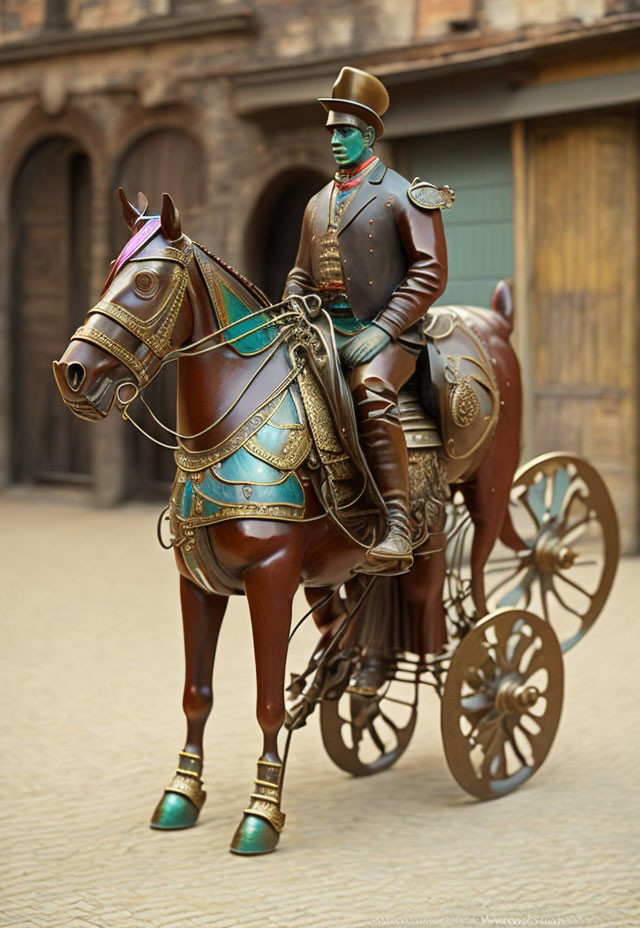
283, 66, 452, 573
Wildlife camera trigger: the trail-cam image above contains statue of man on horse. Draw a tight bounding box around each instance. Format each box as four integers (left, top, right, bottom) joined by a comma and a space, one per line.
284, 66, 453, 574
53, 65, 526, 856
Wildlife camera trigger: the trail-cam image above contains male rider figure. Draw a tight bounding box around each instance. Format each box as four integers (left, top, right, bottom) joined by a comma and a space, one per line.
283, 67, 450, 573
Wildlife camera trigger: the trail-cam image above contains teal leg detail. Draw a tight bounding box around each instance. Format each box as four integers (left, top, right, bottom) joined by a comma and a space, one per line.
150, 754, 206, 831
229, 758, 286, 855
151, 790, 202, 830
230, 813, 280, 855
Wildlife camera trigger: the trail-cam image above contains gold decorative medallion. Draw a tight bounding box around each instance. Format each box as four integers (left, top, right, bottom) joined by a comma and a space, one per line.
408, 179, 455, 210
444, 356, 481, 428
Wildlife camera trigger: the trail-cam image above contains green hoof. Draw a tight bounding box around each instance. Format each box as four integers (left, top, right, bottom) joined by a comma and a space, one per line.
230, 814, 280, 855
150, 791, 200, 830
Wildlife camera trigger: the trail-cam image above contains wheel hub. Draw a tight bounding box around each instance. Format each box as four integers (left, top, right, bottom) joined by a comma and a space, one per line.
534, 529, 577, 572
495, 676, 540, 715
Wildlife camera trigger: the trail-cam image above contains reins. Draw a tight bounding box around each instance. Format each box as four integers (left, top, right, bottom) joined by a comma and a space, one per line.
117, 308, 304, 450
110, 247, 320, 451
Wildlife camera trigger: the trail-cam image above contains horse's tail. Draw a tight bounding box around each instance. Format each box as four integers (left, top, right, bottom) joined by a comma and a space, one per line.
490, 278, 514, 333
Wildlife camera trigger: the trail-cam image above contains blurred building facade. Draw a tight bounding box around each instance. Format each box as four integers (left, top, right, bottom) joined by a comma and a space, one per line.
0, 0, 638, 549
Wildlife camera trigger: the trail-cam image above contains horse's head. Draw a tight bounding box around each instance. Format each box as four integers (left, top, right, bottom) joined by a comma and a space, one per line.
53, 188, 194, 420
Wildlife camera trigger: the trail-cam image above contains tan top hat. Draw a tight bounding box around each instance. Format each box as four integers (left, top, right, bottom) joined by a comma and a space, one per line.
319, 66, 390, 139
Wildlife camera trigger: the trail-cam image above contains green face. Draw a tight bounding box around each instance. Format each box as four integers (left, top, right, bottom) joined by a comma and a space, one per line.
330, 126, 370, 168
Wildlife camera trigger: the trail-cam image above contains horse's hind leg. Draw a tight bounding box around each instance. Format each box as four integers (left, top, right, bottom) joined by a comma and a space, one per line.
151, 576, 228, 830
230, 553, 298, 855
461, 444, 520, 619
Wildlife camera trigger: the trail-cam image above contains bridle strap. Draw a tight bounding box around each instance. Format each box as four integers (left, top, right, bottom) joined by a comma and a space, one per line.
75, 228, 323, 449
88, 263, 189, 359
72, 324, 151, 384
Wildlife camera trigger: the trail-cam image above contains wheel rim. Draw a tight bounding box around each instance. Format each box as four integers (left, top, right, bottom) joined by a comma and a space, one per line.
441, 608, 564, 800
320, 665, 419, 777
486, 453, 618, 653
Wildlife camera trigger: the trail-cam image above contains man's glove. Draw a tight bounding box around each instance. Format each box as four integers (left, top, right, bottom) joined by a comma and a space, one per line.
340, 324, 391, 368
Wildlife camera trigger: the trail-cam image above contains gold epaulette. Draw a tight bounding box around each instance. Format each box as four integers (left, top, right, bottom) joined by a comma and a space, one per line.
407, 178, 455, 210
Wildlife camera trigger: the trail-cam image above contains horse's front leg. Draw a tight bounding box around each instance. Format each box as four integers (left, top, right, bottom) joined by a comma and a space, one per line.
230, 550, 299, 855
151, 575, 228, 830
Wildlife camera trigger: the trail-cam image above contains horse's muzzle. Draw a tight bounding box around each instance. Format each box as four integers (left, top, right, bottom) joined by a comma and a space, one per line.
52, 359, 116, 421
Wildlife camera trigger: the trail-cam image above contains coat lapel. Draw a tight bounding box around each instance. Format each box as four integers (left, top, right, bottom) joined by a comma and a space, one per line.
314, 182, 332, 236
337, 161, 387, 236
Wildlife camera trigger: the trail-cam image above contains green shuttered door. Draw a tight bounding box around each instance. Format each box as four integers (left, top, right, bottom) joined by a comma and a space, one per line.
396, 125, 513, 307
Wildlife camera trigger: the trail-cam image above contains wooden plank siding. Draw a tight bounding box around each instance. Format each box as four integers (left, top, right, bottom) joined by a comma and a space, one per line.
526, 111, 639, 551
396, 125, 514, 309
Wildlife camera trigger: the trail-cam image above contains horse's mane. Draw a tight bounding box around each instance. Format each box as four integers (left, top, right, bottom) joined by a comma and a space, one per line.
192, 240, 271, 310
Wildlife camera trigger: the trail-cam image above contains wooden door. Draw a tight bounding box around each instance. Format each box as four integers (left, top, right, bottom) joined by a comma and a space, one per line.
11, 137, 92, 484
113, 129, 205, 498
527, 111, 638, 551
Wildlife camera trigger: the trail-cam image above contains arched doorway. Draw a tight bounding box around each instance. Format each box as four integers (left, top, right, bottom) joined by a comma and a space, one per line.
246, 168, 329, 302
10, 136, 92, 485
112, 128, 205, 498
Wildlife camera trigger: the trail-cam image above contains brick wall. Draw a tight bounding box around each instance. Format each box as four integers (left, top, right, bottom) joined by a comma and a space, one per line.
0, 0, 169, 42
71, 0, 169, 31
0, 0, 419, 55
481, 0, 607, 31
0, 0, 45, 39
2, 0, 638, 50
416, 0, 624, 39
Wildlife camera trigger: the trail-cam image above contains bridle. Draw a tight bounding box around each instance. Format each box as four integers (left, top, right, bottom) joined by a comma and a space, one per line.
73, 249, 190, 386
70, 235, 321, 450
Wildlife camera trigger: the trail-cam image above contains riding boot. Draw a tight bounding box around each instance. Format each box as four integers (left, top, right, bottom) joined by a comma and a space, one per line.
354, 382, 414, 574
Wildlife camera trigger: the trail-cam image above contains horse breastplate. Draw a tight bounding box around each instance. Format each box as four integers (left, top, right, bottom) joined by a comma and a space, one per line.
171, 386, 311, 532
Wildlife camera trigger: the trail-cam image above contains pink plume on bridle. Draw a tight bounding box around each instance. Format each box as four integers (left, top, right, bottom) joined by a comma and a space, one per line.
101, 216, 162, 296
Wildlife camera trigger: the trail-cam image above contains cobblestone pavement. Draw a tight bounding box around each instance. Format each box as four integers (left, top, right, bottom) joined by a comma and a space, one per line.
1, 490, 638, 928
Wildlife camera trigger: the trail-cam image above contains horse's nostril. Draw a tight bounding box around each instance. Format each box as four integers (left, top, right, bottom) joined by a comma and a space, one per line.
66, 362, 86, 392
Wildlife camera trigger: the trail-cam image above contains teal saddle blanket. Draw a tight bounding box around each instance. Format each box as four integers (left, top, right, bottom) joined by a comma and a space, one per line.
172, 385, 311, 526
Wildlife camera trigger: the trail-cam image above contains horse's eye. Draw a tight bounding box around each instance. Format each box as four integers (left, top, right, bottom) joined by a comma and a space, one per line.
134, 270, 159, 297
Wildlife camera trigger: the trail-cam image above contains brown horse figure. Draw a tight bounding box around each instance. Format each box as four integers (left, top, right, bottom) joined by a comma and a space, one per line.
53, 190, 523, 855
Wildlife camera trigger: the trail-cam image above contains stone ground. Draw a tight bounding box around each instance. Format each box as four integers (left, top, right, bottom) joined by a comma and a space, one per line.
0, 488, 638, 928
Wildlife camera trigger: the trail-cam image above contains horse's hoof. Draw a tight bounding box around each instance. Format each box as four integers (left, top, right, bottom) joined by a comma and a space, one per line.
150, 791, 200, 830
229, 813, 280, 855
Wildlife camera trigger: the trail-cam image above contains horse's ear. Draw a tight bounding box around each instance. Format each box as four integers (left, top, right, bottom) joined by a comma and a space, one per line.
136, 191, 149, 216
118, 187, 140, 231
161, 192, 182, 241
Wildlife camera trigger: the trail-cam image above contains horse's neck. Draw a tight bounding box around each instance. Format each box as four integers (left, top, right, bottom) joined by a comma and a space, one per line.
175, 284, 229, 452
175, 255, 289, 455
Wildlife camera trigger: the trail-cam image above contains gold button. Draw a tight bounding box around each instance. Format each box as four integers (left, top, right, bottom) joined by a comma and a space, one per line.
369, 248, 374, 253
368, 233, 373, 238
369, 219, 373, 225
347, 276, 351, 281
368, 280, 374, 285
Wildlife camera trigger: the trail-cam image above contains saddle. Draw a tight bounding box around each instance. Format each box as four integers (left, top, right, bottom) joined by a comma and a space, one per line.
169, 298, 499, 560
289, 302, 501, 551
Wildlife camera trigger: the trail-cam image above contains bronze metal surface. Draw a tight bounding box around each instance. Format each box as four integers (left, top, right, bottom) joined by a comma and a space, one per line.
481, 454, 619, 653
424, 307, 500, 482
284, 162, 448, 339
242, 759, 286, 832
441, 608, 564, 800
53, 178, 605, 851
318, 66, 390, 139
320, 658, 420, 777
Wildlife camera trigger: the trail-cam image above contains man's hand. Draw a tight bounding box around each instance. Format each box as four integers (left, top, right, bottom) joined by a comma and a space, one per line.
340, 324, 391, 368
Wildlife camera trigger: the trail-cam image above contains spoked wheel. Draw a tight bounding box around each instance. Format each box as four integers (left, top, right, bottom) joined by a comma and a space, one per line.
486, 453, 619, 652
441, 608, 563, 800
320, 660, 420, 777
